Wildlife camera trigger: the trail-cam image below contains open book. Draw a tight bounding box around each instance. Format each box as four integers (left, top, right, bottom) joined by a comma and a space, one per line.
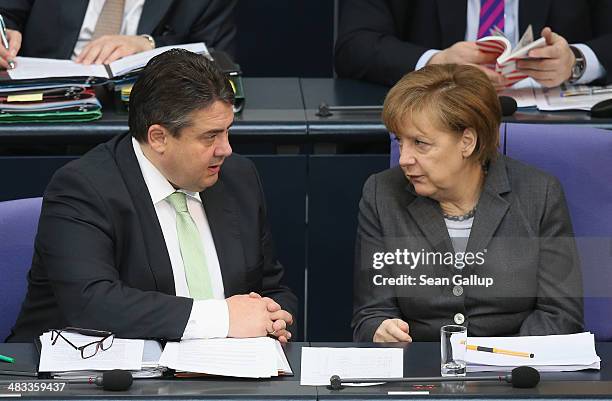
477, 25, 546, 86
7, 42, 209, 82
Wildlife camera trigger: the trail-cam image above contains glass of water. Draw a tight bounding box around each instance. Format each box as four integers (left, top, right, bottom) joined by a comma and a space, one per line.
440, 324, 467, 376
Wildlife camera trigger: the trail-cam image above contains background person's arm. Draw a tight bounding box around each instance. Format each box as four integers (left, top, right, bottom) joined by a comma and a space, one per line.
0, 0, 30, 67
153, 0, 237, 58
334, 0, 429, 86
582, 0, 612, 84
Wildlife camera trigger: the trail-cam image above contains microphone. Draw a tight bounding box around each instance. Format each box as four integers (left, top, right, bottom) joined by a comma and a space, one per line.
0, 370, 133, 392
499, 96, 518, 116
329, 366, 540, 390
86, 369, 134, 391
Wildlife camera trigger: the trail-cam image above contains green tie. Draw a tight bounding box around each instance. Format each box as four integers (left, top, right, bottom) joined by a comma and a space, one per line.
166, 192, 213, 300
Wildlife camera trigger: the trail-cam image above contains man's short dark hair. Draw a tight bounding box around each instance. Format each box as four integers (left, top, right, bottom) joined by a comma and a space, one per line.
129, 49, 235, 142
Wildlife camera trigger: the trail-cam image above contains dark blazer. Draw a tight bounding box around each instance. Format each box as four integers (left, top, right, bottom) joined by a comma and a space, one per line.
335, 0, 612, 86
0, 0, 237, 58
352, 155, 583, 342
7, 133, 297, 343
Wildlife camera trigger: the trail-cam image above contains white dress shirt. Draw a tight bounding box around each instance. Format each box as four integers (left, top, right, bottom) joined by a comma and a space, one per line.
72, 0, 145, 59
416, 0, 606, 85
132, 137, 229, 339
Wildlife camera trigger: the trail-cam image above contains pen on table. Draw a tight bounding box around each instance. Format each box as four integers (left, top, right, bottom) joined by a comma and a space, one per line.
0, 14, 15, 69
461, 340, 534, 358
0, 354, 15, 363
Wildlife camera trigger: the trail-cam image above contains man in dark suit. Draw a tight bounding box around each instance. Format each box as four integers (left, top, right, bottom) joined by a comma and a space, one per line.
7, 49, 297, 343
0, 0, 236, 68
335, 0, 612, 87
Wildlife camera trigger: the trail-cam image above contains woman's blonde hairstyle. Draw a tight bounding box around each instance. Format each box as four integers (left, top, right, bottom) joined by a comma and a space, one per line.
383, 64, 501, 164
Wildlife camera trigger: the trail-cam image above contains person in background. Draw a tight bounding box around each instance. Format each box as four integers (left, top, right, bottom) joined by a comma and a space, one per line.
0, 0, 236, 68
335, 0, 611, 87
352, 63, 583, 342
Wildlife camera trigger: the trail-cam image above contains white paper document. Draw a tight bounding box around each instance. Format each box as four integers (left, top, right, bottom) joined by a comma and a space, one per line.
38, 331, 144, 372
8, 42, 208, 81
51, 340, 165, 380
9, 57, 108, 80
500, 87, 537, 108
158, 337, 291, 378
300, 347, 403, 386
535, 85, 612, 111
466, 332, 601, 372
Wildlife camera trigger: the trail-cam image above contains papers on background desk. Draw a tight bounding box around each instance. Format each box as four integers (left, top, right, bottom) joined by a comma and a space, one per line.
159, 337, 292, 378
300, 347, 403, 386
534, 84, 612, 111
500, 87, 538, 108
467, 332, 601, 372
502, 83, 612, 110
8, 42, 208, 81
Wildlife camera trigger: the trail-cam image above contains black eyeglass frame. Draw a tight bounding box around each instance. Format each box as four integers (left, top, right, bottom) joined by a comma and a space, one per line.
50, 327, 114, 359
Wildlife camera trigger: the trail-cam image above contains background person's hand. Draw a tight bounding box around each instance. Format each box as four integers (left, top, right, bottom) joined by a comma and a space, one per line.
75, 34, 153, 65
226, 294, 273, 338
428, 41, 507, 88
516, 27, 575, 87
0, 29, 21, 69
373, 318, 412, 343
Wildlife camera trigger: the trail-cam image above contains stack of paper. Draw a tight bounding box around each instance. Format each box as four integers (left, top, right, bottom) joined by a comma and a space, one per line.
159, 337, 292, 378
0, 43, 208, 123
40, 331, 141, 374
300, 347, 403, 386
54, 340, 166, 380
466, 332, 601, 372
0, 86, 101, 122
39, 331, 292, 380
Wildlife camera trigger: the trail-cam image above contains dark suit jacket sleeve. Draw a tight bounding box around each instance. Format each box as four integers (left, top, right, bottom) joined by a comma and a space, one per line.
0, 0, 33, 31
37, 164, 193, 340
335, 0, 428, 86
248, 160, 299, 333
352, 174, 403, 342
154, 0, 237, 58
584, 0, 612, 84
519, 177, 584, 335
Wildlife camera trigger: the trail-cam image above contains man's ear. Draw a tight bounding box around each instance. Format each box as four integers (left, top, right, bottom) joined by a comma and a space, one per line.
147, 124, 168, 154
461, 128, 478, 158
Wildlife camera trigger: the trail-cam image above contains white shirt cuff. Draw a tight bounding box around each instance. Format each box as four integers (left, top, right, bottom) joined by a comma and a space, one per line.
181, 299, 229, 339
416, 49, 441, 70
571, 43, 607, 84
